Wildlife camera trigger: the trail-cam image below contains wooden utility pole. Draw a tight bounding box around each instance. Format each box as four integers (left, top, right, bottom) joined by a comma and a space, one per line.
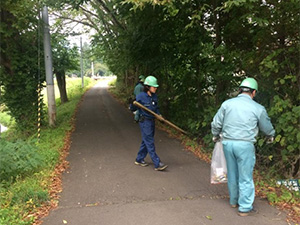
42, 6, 56, 126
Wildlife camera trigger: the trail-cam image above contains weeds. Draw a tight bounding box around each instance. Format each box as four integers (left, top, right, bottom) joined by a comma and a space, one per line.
0, 140, 43, 184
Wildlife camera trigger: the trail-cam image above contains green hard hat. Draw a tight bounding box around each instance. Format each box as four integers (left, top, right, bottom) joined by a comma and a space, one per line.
144, 76, 159, 87
139, 75, 145, 82
239, 78, 258, 91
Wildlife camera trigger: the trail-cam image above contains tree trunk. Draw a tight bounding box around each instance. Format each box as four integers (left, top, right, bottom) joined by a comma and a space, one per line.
56, 71, 68, 103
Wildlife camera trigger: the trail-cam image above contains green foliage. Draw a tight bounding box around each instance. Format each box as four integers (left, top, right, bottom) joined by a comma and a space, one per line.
0, 111, 14, 128
263, 94, 300, 178
267, 187, 298, 205
0, 176, 49, 225
0, 0, 45, 132
52, 33, 79, 75
0, 140, 43, 183
0, 208, 33, 225
9, 181, 49, 209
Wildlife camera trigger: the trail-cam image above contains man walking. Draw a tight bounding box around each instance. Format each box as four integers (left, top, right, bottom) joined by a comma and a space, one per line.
211, 78, 275, 216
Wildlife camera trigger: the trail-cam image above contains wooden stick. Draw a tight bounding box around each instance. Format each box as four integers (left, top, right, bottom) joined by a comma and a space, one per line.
133, 101, 188, 135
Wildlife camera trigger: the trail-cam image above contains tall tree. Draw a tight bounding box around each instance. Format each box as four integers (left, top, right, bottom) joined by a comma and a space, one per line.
52, 34, 79, 103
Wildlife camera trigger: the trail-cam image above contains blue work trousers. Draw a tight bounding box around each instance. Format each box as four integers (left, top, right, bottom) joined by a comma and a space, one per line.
222, 140, 256, 212
136, 119, 160, 168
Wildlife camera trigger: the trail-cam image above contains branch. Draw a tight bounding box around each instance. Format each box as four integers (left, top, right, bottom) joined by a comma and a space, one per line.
94, 0, 126, 30
79, 5, 99, 18
79, 8, 102, 33
52, 12, 95, 29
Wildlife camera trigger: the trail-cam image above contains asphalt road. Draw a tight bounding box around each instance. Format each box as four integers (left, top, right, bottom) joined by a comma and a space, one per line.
42, 82, 288, 225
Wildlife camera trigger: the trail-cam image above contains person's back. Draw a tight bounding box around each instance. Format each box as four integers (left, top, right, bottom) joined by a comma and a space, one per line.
132, 75, 145, 122
134, 82, 144, 97
215, 94, 273, 143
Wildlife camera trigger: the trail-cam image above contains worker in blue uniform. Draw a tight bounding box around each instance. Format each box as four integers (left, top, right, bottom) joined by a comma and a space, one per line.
135, 76, 168, 171
211, 78, 275, 216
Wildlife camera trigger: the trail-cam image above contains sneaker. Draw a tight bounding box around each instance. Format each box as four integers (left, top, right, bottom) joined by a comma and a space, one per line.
135, 160, 148, 167
231, 204, 238, 208
155, 162, 168, 171
238, 208, 258, 217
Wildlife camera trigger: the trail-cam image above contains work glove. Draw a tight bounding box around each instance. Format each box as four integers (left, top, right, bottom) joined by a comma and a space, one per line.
266, 136, 274, 144
212, 135, 220, 143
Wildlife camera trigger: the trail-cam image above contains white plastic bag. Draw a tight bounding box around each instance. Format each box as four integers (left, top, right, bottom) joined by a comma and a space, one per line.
211, 141, 227, 184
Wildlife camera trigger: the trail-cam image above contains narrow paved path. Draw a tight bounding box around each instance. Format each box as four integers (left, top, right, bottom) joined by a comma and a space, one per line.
42, 82, 288, 225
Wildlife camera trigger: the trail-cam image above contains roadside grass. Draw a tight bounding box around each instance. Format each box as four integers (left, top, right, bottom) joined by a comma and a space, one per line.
0, 77, 97, 225
108, 78, 129, 104
109, 85, 300, 224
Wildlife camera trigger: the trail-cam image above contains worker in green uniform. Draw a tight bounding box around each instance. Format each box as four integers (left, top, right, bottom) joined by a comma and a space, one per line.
133, 75, 145, 122
211, 78, 275, 216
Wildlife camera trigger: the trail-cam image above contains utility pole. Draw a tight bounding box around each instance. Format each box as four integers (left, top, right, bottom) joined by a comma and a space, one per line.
42, 6, 56, 126
80, 37, 84, 88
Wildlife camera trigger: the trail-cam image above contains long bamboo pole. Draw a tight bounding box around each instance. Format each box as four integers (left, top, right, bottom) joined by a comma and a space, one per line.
133, 101, 187, 135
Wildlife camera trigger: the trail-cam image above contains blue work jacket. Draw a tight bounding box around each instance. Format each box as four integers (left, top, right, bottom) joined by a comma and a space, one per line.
136, 92, 160, 119
211, 94, 275, 143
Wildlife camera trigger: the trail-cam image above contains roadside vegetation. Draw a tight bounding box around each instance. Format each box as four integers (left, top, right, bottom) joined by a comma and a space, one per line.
0, 78, 96, 225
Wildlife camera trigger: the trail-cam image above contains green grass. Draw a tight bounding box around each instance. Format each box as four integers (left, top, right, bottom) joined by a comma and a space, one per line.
0, 77, 96, 224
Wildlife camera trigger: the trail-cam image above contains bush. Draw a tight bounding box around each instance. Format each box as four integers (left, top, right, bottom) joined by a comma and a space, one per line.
0, 140, 44, 183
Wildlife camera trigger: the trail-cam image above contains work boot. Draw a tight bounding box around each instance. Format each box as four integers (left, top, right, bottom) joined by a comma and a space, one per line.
155, 162, 168, 171
134, 160, 148, 167
238, 208, 258, 217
